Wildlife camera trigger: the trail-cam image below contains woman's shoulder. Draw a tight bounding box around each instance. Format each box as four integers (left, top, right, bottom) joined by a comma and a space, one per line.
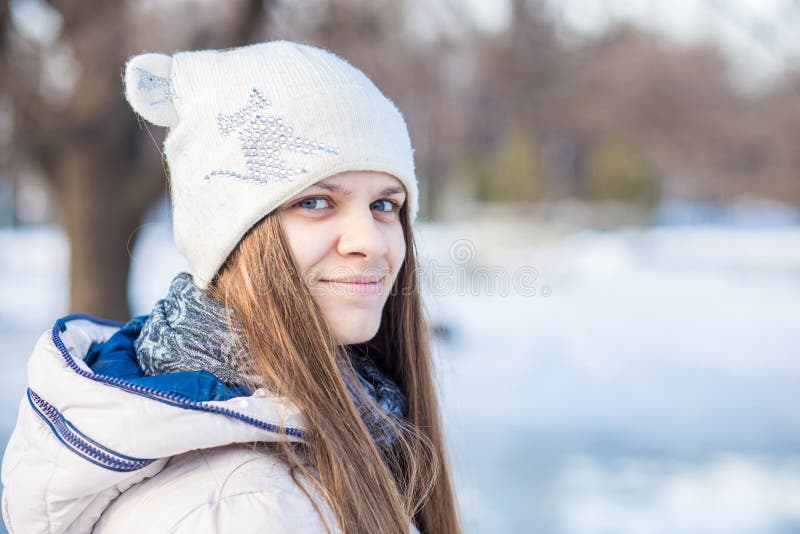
94, 443, 336, 534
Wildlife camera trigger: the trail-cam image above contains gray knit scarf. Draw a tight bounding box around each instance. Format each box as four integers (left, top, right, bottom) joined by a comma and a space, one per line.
134, 272, 406, 450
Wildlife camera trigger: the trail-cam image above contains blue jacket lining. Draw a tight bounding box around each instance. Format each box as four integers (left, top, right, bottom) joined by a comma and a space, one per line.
84, 315, 252, 402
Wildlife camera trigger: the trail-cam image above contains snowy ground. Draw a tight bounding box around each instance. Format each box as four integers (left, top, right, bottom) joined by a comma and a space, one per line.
1, 217, 799, 534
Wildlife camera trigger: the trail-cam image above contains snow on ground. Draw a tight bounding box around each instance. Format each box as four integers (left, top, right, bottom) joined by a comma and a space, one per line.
1, 218, 799, 534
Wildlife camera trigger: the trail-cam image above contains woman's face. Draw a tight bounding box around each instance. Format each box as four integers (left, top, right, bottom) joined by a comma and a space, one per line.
276, 170, 407, 345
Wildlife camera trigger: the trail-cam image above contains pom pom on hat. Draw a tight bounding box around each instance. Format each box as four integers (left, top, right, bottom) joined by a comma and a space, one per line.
124, 53, 178, 127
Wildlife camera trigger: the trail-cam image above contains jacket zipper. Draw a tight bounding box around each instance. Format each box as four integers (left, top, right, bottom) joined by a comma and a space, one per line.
28, 388, 157, 472
51, 313, 305, 440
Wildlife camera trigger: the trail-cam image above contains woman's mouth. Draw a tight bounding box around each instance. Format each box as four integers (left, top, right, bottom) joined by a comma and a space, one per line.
318, 278, 383, 296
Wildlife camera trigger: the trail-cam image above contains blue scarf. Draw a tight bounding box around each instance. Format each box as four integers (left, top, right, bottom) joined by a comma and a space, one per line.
134, 272, 406, 450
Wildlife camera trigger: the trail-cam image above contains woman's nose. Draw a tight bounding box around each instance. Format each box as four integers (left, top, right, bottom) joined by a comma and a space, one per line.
336, 208, 389, 259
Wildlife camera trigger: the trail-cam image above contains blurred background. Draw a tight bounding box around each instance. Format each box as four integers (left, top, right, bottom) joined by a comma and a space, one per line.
1, 0, 799, 532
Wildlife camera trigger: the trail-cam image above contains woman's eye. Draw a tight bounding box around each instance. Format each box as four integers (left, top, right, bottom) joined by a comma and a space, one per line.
372, 199, 401, 213
294, 197, 401, 213
297, 197, 330, 210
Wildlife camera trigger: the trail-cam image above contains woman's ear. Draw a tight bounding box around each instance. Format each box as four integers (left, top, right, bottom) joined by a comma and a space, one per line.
123, 52, 178, 127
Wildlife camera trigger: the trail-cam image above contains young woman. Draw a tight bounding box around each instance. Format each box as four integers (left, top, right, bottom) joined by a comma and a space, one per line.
1, 41, 460, 533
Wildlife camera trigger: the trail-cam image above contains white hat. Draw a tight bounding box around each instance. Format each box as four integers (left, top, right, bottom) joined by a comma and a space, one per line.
123, 40, 418, 290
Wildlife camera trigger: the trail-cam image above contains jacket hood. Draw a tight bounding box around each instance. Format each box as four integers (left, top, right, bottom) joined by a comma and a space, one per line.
1, 313, 306, 534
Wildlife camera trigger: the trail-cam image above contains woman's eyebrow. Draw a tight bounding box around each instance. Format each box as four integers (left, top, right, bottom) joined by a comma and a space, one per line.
312, 182, 406, 197
377, 185, 406, 197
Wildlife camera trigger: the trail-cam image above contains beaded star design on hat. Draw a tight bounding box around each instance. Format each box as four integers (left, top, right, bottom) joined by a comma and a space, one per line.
205, 88, 340, 185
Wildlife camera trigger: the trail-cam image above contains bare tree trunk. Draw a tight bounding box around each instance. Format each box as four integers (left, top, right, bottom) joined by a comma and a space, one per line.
57, 148, 141, 320
1, 0, 272, 318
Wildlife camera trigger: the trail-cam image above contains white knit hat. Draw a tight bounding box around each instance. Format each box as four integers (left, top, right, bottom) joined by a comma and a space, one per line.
123, 40, 418, 290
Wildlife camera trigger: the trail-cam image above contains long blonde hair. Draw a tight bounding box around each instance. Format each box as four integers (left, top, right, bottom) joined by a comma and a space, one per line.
207, 203, 460, 533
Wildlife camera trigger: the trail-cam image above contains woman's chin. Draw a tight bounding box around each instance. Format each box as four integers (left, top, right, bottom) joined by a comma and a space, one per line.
328, 315, 381, 345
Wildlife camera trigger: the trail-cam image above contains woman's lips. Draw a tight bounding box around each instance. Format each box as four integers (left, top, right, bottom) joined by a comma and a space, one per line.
319, 279, 383, 296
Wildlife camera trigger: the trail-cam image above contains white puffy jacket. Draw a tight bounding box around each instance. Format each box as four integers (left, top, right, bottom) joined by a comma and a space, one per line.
1, 314, 421, 534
